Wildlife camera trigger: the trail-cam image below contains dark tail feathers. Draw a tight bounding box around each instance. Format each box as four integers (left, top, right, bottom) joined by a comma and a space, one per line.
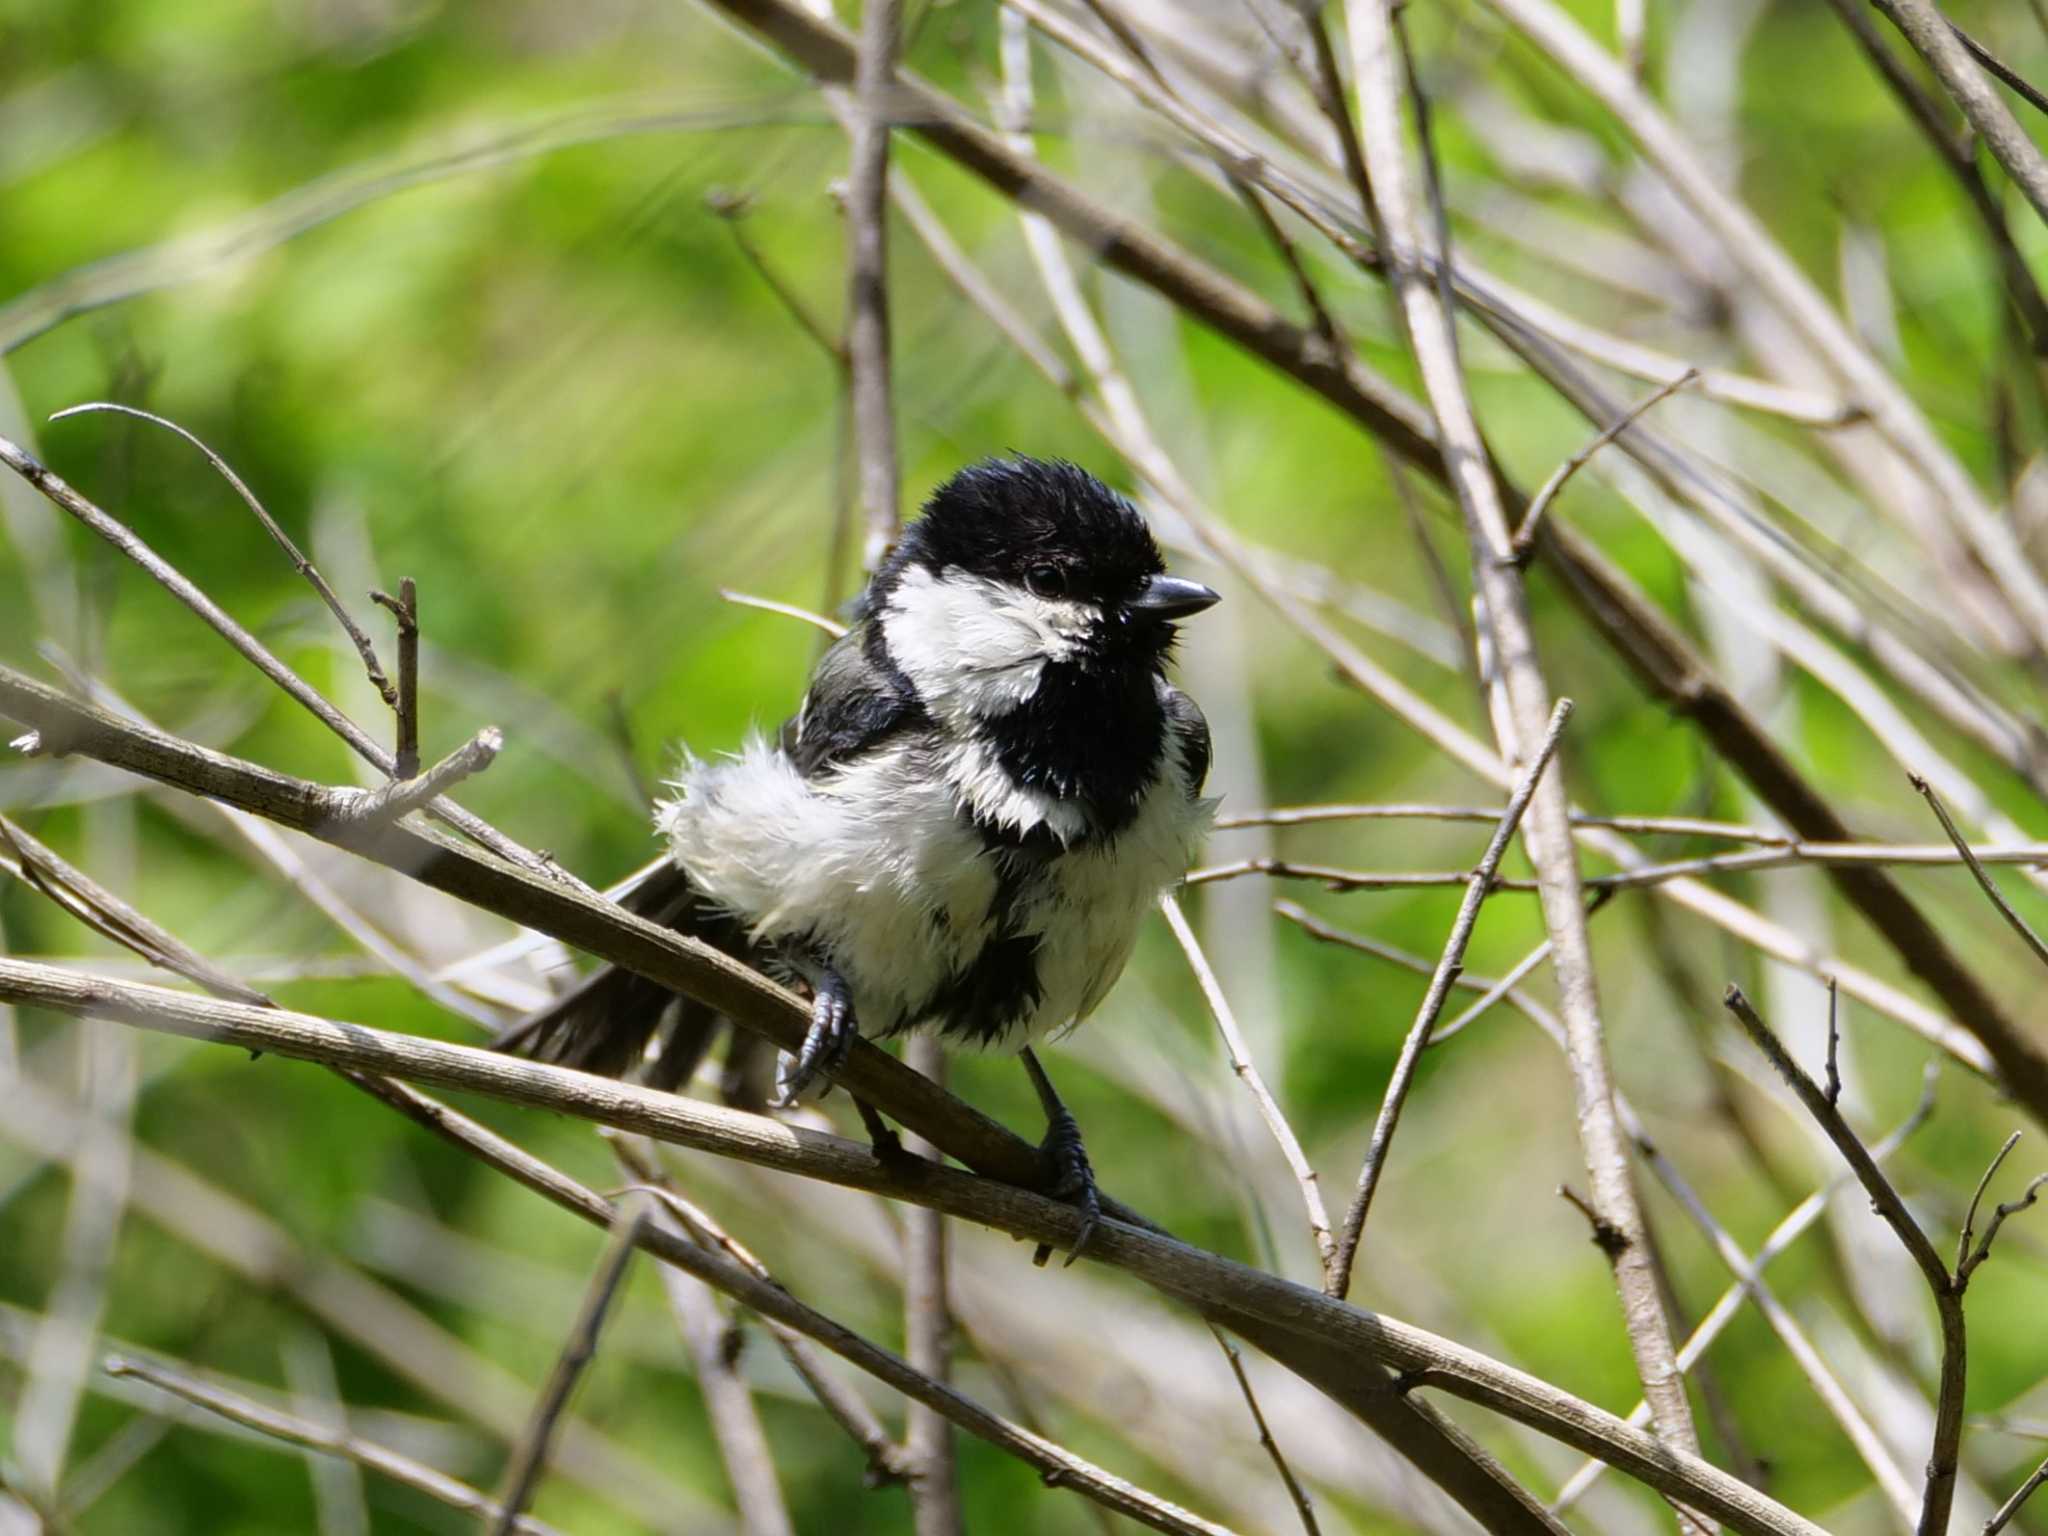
494, 863, 749, 1095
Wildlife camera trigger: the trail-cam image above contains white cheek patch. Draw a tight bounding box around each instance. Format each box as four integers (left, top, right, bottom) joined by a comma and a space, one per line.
881, 565, 1098, 722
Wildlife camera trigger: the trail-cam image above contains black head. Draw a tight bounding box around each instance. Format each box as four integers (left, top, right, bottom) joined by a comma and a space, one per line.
872, 457, 1217, 633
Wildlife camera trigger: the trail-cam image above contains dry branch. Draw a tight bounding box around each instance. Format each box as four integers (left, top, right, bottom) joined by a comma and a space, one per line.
0, 954, 1829, 1536
1328, 699, 1572, 1296
104, 1356, 564, 1536
1724, 986, 2046, 1536
0, 663, 1567, 1536
1342, 0, 1697, 1467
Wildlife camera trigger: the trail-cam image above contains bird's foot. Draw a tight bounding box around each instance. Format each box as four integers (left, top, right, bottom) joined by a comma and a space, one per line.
776, 970, 857, 1105
1034, 1098, 1100, 1268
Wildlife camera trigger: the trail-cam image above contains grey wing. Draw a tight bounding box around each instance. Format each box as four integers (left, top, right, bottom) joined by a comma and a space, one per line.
784, 622, 932, 779
1162, 685, 1211, 796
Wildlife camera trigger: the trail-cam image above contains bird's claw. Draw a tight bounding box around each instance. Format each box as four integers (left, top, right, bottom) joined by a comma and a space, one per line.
1035, 1104, 1100, 1267
777, 975, 856, 1105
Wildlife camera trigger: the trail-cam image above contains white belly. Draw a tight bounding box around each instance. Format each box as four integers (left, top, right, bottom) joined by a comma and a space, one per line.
657, 731, 1211, 1045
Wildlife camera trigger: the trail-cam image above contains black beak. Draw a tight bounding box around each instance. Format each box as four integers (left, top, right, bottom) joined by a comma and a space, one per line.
1130, 574, 1220, 619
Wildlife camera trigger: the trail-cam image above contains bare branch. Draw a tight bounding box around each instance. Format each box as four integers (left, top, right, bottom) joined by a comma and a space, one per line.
607, 1135, 912, 1488
0, 433, 562, 882
491, 1195, 651, 1534
326, 727, 502, 828
50, 401, 397, 710
1161, 893, 1336, 1283
1328, 698, 1572, 1297
1218, 801, 1788, 842
1869, 0, 2048, 228
0, 953, 1830, 1536
1345, 0, 1698, 1464
845, 0, 903, 571
1722, 985, 1963, 1536
902, 1033, 964, 1536
1508, 369, 1698, 558
1985, 1453, 2048, 1536
368, 578, 419, 778
1554, 1070, 1939, 1511
103, 1355, 564, 1536
1912, 773, 2048, 972
1210, 1328, 1322, 1536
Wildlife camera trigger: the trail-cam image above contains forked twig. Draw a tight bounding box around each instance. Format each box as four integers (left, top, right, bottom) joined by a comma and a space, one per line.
1724, 986, 2047, 1536
1328, 698, 1572, 1298
369, 578, 420, 778
0, 432, 561, 882
326, 727, 502, 828
1508, 369, 1699, 558
51, 402, 397, 710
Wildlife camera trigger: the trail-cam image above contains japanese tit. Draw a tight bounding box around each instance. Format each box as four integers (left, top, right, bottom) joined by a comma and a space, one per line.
502, 456, 1218, 1244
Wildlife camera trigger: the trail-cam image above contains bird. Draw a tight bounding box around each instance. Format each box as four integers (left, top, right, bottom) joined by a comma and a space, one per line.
498, 456, 1219, 1255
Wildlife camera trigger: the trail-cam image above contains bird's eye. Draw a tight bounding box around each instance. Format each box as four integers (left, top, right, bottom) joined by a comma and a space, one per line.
1025, 564, 1064, 598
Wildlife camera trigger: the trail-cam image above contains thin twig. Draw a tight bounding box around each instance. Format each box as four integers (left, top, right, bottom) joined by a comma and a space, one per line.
1277, 898, 1545, 1045
491, 1194, 651, 1534
630, 1189, 797, 1536
1216, 801, 1789, 842
1957, 1168, 2048, 1285
1508, 368, 1698, 558
0, 432, 562, 881
1821, 0, 2048, 354
1621, 1093, 1922, 1526
1944, 16, 2048, 121
707, 189, 848, 366
1985, 1452, 2048, 1536
1912, 773, 2048, 972
50, 402, 397, 710
607, 1137, 913, 1487
103, 1355, 564, 1536
337, 1072, 1248, 1536
1328, 699, 1572, 1298
368, 579, 419, 778
1209, 1327, 1322, 1536
1345, 0, 1701, 1471
902, 1033, 964, 1535
1162, 894, 1336, 1284
1191, 836, 2048, 891
1554, 1069, 1939, 1511
719, 588, 849, 637
846, 0, 903, 571
1825, 976, 1842, 1109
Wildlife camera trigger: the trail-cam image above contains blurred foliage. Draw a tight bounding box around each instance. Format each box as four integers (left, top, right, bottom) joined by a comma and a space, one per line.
6, 0, 2048, 1533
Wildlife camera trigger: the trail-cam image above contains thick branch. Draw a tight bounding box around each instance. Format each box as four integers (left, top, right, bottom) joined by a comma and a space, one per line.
1343, 0, 1697, 1466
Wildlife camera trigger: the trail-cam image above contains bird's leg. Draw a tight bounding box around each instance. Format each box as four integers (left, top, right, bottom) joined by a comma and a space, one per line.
777, 965, 858, 1104
1020, 1046, 1100, 1266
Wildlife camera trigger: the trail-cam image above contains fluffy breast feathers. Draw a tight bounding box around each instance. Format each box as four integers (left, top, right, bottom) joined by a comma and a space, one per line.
655, 692, 1214, 1046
